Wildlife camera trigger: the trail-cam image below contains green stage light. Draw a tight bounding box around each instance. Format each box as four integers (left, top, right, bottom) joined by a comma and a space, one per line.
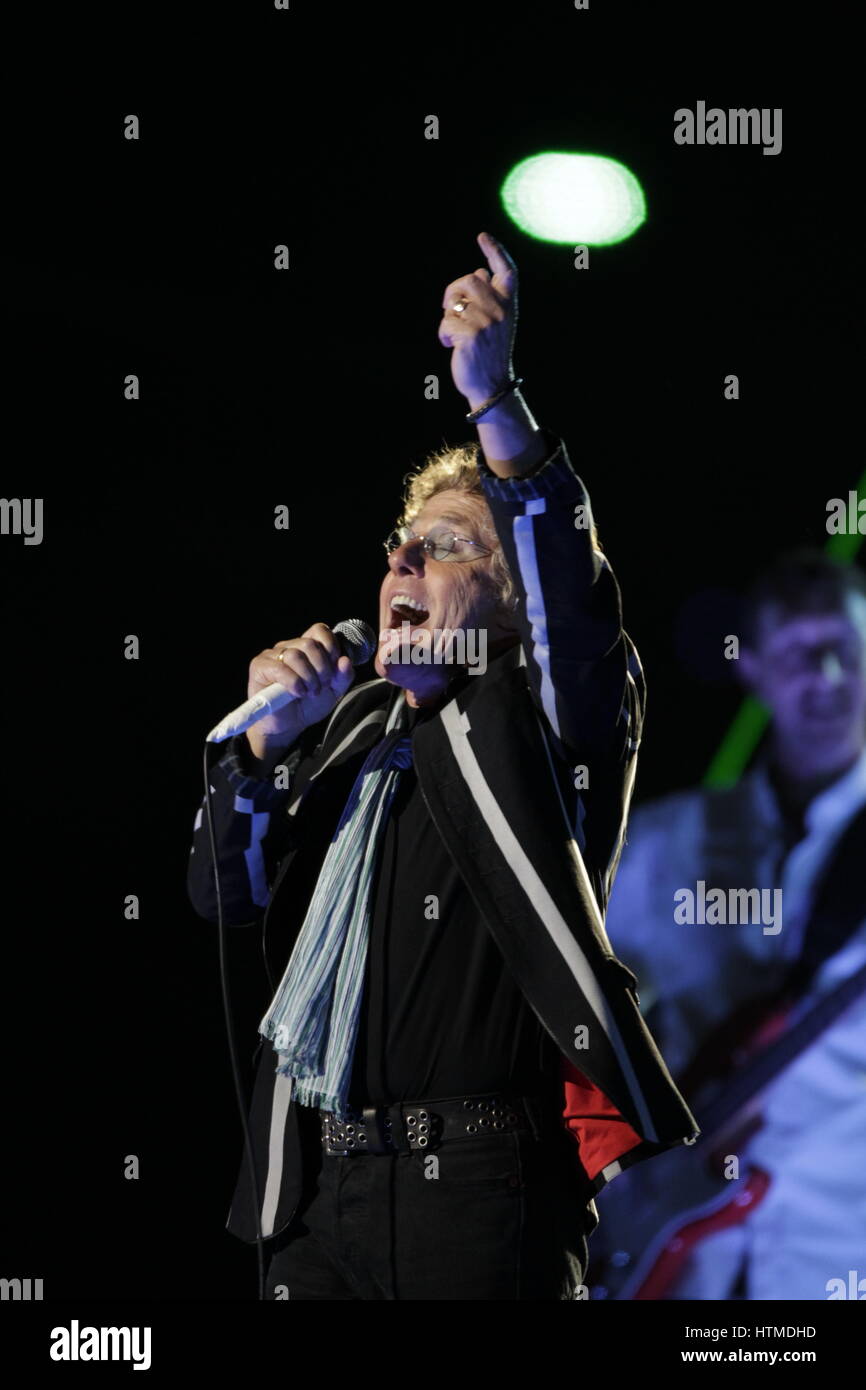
501, 152, 646, 246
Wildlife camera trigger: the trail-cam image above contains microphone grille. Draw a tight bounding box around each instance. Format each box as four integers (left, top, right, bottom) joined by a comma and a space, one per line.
332, 618, 377, 666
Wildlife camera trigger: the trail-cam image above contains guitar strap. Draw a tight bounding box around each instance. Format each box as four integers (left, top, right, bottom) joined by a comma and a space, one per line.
701, 778, 767, 901
787, 794, 866, 990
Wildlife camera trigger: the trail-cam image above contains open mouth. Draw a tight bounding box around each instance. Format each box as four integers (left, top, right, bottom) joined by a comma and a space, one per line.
389, 599, 430, 626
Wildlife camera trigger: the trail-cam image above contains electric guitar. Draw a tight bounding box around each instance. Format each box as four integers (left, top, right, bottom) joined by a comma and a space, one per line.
586, 957, 866, 1299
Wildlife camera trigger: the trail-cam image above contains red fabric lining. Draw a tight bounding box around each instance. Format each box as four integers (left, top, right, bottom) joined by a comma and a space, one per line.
560, 1055, 644, 1181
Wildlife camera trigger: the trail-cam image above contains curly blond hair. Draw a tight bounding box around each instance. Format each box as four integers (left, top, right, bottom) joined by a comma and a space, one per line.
394, 439, 600, 625
395, 441, 519, 620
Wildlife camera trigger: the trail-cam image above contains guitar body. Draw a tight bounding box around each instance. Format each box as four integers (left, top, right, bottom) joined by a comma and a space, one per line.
587, 1141, 771, 1299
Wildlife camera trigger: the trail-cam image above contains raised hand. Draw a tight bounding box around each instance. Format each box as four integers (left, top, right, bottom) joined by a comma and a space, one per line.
437, 230, 519, 410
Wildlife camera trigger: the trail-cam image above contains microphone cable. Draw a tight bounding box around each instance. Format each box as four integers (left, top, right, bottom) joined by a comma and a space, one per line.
199, 618, 376, 1301
202, 739, 268, 1301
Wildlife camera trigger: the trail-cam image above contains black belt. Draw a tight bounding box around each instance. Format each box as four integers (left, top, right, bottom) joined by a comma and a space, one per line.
319, 1091, 548, 1156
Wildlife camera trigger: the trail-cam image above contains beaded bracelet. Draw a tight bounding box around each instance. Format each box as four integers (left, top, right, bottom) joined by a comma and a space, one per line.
465, 376, 524, 423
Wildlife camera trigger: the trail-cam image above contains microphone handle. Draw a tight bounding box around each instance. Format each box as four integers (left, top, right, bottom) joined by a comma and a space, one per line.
206, 682, 297, 743
205, 620, 375, 744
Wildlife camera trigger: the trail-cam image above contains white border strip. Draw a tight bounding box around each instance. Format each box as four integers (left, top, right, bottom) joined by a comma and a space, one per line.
439, 699, 658, 1142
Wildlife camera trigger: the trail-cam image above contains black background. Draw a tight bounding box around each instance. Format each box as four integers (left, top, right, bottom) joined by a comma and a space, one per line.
1, 7, 859, 1300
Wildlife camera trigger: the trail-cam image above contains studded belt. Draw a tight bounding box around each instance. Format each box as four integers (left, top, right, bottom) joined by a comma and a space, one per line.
319, 1091, 545, 1156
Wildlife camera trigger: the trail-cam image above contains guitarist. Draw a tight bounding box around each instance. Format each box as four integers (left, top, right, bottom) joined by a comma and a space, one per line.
602, 550, 866, 1300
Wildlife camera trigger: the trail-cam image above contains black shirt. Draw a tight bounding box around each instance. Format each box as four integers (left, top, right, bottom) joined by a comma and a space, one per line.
347, 698, 559, 1108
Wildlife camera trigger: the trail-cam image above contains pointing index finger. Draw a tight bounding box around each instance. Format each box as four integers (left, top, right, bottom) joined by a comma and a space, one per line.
477, 230, 517, 289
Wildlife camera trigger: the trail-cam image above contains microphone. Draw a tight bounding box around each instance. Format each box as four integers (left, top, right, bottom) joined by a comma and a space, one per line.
206, 618, 378, 743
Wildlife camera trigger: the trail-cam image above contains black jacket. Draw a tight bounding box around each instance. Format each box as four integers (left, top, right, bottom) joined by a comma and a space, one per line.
187, 428, 700, 1243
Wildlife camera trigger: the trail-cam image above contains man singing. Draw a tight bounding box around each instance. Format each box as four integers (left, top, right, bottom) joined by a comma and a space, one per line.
187, 230, 698, 1300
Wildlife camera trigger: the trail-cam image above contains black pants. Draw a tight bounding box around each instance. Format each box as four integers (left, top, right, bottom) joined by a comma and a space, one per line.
265, 1107, 591, 1300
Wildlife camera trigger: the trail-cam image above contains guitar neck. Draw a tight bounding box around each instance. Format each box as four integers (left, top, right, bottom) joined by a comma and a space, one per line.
692, 959, 866, 1142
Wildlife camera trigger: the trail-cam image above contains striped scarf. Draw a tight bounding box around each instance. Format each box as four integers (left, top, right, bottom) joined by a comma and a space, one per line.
258, 692, 412, 1118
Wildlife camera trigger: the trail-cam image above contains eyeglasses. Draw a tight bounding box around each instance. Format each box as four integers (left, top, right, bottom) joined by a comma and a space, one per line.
383, 523, 494, 562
